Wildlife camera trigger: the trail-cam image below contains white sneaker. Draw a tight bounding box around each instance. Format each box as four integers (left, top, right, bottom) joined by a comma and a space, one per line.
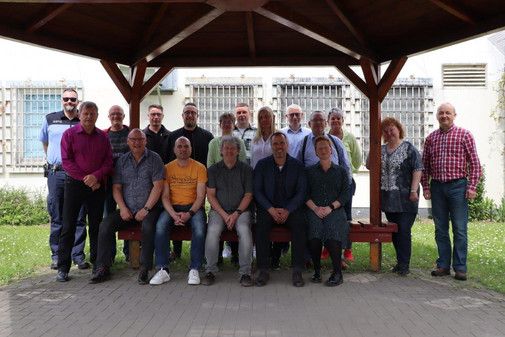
222, 245, 232, 258
149, 269, 170, 285
188, 269, 200, 285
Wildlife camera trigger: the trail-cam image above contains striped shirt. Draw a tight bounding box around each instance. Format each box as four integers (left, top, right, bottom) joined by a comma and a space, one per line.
421, 125, 481, 191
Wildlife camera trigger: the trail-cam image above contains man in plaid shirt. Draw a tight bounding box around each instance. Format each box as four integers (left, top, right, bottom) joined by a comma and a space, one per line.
421, 102, 482, 281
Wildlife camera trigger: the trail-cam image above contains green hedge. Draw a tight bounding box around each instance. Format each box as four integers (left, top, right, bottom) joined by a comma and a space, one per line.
0, 187, 49, 226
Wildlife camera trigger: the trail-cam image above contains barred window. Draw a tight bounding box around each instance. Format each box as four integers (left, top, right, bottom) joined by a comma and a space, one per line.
0, 81, 83, 173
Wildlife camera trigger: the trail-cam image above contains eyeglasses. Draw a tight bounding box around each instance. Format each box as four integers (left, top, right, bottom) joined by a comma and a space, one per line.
310, 119, 325, 123
183, 111, 198, 116
62, 97, 77, 102
128, 137, 145, 142
149, 113, 163, 117
288, 113, 301, 118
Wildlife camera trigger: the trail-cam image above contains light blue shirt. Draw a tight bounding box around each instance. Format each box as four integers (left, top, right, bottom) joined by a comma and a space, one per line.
295, 132, 352, 183
39, 110, 80, 165
280, 126, 311, 156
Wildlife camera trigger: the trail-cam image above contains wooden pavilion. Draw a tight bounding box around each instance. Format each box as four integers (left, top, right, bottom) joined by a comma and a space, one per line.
1, 0, 505, 265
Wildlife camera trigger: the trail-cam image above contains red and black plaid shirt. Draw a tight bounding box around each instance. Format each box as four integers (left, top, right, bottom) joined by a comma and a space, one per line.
421, 125, 481, 191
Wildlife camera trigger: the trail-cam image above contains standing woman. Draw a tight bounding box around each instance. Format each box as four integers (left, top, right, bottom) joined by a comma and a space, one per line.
251, 106, 276, 169
306, 136, 350, 286
207, 112, 246, 167
327, 107, 362, 262
367, 117, 423, 275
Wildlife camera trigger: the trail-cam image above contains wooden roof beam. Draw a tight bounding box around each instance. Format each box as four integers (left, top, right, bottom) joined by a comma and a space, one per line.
255, 2, 375, 61
334, 65, 368, 97
26, 3, 72, 33
426, 0, 475, 24
140, 3, 170, 47
100, 60, 131, 103
130, 59, 147, 100
133, 7, 225, 65
141, 66, 174, 100
378, 56, 408, 102
246, 11, 256, 58
324, 0, 368, 47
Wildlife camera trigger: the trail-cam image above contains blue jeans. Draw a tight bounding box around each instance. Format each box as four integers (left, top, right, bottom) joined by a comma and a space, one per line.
47, 170, 87, 263
430, 179, 469, 272
385, 212, 417, 269
154, 205, 207, 270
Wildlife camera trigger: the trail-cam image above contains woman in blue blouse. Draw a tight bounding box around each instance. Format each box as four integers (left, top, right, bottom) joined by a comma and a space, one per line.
306, 136, 350, 286
367, 117, 423, 275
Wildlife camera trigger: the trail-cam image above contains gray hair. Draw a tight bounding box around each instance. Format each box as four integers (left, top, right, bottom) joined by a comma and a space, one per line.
79, 101, 98, 113
286, 103, 302, 114
328, 107, 344, 119
220, 135, 241, 153
219, 112, 236, 124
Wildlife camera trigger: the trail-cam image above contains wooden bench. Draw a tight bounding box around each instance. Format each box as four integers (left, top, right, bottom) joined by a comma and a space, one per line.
118, 221, 397, 271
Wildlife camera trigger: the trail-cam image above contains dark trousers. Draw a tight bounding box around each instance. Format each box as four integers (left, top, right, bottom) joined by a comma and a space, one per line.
385, 212, 417, 269
47, 170, 87, 262
255, 207, 306, 272
58, 175, 105, 273
96, 207, 162, 271
104, 178, 129, 259
343, 179, 356, 250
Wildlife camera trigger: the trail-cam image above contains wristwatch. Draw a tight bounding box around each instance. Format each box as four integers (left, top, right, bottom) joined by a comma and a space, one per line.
236, 209, 243, 215
143, 206, 150, 212
329, 203, 335, 210
188, 210, 196, 217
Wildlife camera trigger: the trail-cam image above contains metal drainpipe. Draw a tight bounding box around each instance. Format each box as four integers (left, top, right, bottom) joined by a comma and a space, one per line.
1, 84, 8, 180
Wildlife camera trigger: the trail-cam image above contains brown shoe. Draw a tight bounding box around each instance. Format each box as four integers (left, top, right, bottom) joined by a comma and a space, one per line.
454, 270, 467, 281
431, 267, 450, 276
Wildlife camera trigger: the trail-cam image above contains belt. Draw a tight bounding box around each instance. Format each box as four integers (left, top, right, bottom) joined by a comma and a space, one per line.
47, 164, 63, 171
433, 178, 465, 184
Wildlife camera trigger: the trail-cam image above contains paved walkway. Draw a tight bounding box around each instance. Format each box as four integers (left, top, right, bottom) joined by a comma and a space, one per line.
1, 267, 504, 337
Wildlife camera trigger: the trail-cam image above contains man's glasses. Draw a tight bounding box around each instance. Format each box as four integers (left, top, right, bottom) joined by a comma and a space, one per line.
311, 119, 325, 123
288, 113, 301, 118
62, 97, 77, 102
183, 111, 197, 116
128, 137, 145, 143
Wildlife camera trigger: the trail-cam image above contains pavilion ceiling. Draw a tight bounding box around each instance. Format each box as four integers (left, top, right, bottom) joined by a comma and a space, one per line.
0, 0, 504, 69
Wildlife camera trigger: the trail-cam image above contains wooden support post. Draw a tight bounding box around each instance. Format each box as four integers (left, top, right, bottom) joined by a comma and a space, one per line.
369, 242, 382, 271
129, 240, 140, 269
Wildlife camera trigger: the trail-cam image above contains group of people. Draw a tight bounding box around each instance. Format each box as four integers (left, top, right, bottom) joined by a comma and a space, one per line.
40, 88, 481, 289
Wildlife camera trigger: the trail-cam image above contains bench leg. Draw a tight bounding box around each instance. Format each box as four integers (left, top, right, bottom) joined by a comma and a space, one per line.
129, 240, 140, 269
369, 242, 382, 271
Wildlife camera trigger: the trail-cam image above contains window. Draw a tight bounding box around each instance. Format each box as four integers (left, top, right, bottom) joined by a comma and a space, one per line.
1, 81, 83, 172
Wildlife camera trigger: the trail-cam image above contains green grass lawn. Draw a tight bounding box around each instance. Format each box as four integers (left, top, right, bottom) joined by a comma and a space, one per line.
1, 220, 504, 293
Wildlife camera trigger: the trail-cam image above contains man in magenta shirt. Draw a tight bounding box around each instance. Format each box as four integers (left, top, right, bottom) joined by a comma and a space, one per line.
57, 101, 113, 282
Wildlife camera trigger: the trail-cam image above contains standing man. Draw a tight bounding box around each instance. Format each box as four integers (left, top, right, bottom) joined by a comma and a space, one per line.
39, 88, 89, 270
89, 129, 165, 284
202, 136, 254, 287
151, 137, 207, 285
103, 105, 129, 261
57, 101, 113, 282
422, 102, 481, 281
166, 102, 213, 259
143, 104, 170, 164
280, 104, 311, 156
233, 102, 256, 165
253, 132, 307, 287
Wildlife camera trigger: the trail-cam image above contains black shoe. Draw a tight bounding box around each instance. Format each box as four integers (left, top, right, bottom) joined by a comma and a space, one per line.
311, 270, 322, 283
50, 260, 58, 270
76, 260, 90, 270
325, 273, 343, 287
292, 272, 305, 287
255, 271, 270, 287
201, 272, 215, 286
392, 265, 410, 275
56, 271, 69, 282
240, 274, 254, 287
138, 269, 149, 285
270, 259, 280, 270
89, 268, 110, 284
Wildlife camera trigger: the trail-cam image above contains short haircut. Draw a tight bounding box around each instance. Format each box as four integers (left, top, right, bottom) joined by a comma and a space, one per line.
63, 88, 78, 97
148, 104, 163, 113
313, 135, 331, 150
286, 103, 302, 114
219, 135, 241, 153
437, 102, 456, 114
327, 107, 344, 120
381, 117, 405, 140
79, 101, 98, 113
235, 102, 249, 109
128, 128, 146, 139
271, 131, 289, 145
175, 136, 191, 147
310, 110, 325, 120
184, 102, 198, 112
219, 112, 236, 124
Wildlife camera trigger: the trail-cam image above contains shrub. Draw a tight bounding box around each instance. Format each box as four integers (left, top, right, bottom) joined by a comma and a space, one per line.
0, 187, 49, 226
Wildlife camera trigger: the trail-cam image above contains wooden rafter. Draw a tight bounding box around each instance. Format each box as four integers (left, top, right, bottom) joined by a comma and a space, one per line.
255, 1, 374, 60
140, 3, 170, 47
426, 0, 475, 24
100, 60, 131, 103
130, 59, 147, 98
133, 7, 225, 65
334, 64, 368, 97
246, 11, 256, 58
324, 0, 367, 47
378, 56, 408, 102
27, 3, 72, 33
140, 66, 173, 100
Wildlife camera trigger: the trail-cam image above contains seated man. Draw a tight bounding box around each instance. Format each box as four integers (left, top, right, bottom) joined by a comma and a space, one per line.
150, 136, 207, 285
202, 135, 254, 287
89, 128, 165, 284
253, 132, 307, 287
